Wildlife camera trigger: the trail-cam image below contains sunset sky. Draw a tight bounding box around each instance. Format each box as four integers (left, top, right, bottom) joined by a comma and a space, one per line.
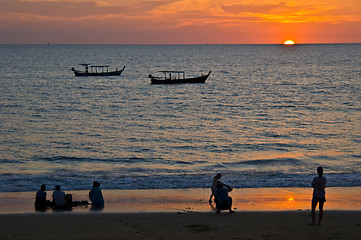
0, 0, 360, 44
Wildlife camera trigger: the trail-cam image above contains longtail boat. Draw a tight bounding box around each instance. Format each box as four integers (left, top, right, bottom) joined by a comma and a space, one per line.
72, 64, 125, 76
149, 70, 211, 84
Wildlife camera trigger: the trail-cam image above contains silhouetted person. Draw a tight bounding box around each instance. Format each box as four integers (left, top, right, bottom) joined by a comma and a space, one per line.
35, 184, 47, 210
310, 166, 326, 225
65, 193, 73, 210
209, 173, 222, 203
52, 185, 66, 209
214, 181, 235, 213
89, 181, 104, 209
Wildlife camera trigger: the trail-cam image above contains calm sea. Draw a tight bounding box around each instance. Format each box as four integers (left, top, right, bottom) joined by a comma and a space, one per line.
0, 44, 360, 192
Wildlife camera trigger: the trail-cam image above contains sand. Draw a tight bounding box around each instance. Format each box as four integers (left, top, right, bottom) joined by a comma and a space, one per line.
0, 187, 360, 239
0, 211, 360, 240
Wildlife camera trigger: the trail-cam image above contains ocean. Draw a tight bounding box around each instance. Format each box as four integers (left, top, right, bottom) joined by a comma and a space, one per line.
0, 44, 360, 192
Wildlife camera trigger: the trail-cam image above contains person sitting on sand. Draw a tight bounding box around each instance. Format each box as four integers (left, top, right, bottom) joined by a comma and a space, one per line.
89, 181, 104, 209
214, 181, 235, 213
65, 193, 73, 210
35, 184, 47, 210
310, 166, 326, 225
52, 185, 66, 209
209, 173, 222, 203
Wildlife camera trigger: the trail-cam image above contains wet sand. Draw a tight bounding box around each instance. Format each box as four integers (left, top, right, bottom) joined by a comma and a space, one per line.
0, 187, 360, 213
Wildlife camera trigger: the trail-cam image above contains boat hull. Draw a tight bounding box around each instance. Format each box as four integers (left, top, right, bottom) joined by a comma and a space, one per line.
150, 71, 211, 84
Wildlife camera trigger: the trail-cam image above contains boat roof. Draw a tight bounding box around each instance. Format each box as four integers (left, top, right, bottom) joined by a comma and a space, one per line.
79, 64, 109, 68
159, 71, 185, 73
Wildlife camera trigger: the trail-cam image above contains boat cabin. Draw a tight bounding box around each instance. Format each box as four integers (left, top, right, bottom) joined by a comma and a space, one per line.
159, 71, 186, 80
80, 64, 112, 74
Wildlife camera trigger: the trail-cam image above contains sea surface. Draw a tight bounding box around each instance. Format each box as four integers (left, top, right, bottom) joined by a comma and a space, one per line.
0, 44, 360, 192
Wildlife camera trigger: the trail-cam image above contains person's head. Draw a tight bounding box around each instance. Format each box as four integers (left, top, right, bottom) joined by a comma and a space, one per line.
317, 166, 323, 176
40, 184, 46, 191
55, 185, 61, 191
215, 173, 222, 179
93, 181, 100, 188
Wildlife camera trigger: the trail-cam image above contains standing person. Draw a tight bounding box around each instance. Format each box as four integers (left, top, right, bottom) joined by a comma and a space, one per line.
310, 166, 326, 225
35, 184, 47, 210
89, 181, 104, 209
209, 173, 222, 203
52, 185, 66, 209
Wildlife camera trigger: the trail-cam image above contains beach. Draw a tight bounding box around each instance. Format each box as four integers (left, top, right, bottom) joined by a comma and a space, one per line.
0, 187, 360, 239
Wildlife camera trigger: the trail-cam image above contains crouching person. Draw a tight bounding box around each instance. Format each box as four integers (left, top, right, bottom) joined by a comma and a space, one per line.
214, 181, 235, 213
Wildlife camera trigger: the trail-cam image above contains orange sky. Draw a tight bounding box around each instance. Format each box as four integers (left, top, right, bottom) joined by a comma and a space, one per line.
0, 0, 360, 44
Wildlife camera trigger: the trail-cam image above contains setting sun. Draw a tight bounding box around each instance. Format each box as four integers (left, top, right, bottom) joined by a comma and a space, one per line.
284, 40, 295, 45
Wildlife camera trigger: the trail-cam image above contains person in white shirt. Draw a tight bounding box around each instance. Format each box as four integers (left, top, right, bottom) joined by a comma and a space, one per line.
52, 185, 66, 209
310, 166, 326, 225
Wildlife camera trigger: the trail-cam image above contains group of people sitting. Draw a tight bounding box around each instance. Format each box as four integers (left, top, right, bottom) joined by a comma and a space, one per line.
209, 173, 235, 213
35, 181, 105, 211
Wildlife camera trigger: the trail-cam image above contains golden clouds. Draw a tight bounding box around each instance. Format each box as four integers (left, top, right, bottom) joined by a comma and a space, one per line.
221, 1, 361, 23
222, 2, 292, 14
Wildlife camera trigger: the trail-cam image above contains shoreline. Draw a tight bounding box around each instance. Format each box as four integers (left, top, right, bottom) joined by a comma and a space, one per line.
0, 187, 360, 214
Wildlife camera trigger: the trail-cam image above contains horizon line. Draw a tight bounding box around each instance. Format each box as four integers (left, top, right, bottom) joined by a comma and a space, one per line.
1, 42, 360, 46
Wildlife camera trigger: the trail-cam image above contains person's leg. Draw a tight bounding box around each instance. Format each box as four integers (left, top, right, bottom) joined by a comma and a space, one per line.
209, 189, 215, 203
209, 193, 213, 203
214, 196, 220, 213
318, 201, 325, 225
311, 201, 318, 225
228, 197, 235, 213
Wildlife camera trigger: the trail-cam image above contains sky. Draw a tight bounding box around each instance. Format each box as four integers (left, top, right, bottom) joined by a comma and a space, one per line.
0, 0, 360, 44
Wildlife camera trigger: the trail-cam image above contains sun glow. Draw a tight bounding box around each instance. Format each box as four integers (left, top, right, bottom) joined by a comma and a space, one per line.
284, 40, 295, 45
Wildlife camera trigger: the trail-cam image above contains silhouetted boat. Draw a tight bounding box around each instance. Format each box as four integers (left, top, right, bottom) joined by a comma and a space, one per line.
149, 70, 211, 84
72, 64, 125, 76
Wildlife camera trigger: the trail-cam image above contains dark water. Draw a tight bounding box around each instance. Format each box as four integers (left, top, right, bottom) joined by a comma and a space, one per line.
0, 44, 360, 192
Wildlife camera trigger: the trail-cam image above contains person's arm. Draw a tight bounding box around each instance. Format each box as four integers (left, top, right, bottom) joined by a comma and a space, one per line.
89, 189, 94, 201
224, 184, 233, 192
311, 178, 316, 188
